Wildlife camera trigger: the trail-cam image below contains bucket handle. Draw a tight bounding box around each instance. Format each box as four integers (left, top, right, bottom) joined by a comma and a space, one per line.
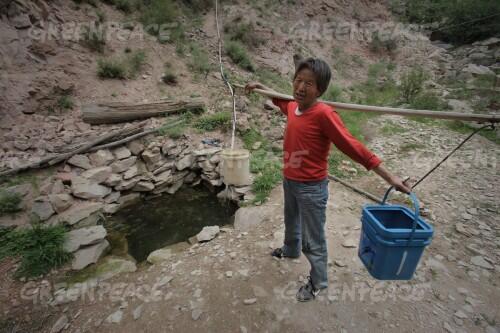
381, 187, 419, 243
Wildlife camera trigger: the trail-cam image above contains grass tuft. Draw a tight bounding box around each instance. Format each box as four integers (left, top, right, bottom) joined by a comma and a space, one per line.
0, 224, 72, 278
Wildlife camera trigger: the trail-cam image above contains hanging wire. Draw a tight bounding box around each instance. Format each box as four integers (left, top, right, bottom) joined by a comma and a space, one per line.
215, 0, 237, 149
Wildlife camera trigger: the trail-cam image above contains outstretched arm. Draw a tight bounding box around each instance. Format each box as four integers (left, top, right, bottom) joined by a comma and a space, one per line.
321, 109, 411, 193
372, 164, 411, 193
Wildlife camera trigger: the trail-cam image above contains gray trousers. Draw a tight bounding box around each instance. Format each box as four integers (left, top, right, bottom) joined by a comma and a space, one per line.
282, 177, 329, 289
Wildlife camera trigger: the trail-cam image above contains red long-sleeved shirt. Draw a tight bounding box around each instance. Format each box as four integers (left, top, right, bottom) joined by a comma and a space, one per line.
272, 98, 381, 181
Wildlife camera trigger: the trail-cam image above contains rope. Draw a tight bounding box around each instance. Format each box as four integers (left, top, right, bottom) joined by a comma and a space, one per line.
215, 0, 237, 149
411, 123, 496, 189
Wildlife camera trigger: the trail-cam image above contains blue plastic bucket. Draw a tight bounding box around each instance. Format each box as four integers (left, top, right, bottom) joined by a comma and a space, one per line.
358, 187, 433, 280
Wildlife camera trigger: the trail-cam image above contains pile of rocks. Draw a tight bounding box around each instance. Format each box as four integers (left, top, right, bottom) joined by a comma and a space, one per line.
440, 37, 499, 89
18, 135, 254, 270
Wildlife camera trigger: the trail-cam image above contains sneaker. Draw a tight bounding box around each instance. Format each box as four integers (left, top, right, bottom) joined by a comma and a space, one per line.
296, 276, 321, 302
270, 247, 299, 259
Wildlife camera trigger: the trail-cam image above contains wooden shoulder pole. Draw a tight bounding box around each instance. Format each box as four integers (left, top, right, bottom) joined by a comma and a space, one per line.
234, 84, 500, 124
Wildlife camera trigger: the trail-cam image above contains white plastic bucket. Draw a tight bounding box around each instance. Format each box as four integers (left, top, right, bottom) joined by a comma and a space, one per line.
220, 149, 251, 186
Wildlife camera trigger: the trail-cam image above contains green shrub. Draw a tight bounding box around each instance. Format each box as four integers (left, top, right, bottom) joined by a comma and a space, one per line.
250, 150, 282, 203
392, 0, 500, 44
188, 44, 211, 76
225, 40, 255, 71
410, 91, 446, 110
97, 50, 146, 79
242, 128, 267, 150
0, 190, 22, 216
194, 112, 232, 131
57, 95, 74, 110
224, 18, 262, 49
399, 69, 428, 103
127, 50, 146, 77
0, 224, 72, 278
98, 59, 127, 79
141, 0, 181, 42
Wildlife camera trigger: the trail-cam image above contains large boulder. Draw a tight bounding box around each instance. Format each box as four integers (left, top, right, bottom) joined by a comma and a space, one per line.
103, 173, 122, 187
114, 177, 140, 191
118, 193, 141, 209
113, 147, 131, 160
31, 196, 55, 221
71, 240, 110, 270
234, 206, 268, 231
196, 226, 220, 242
89, 149, 114, 167
71, 177, 112, 200
132, 181, 154, 192
63, 225, 107, 253
81, 166, 112, 184
53, 202, 104, 226
175, 153, 195, 171
142, 149, 162, 171
127, 141, 145, 155
49, 194, 73, 213
88, 257, 137, 281
153, 169, 173, 186
110, 156, 137, 173
461, 64, 495, 76
67, 154, 92, 170
146, 248, 172, 264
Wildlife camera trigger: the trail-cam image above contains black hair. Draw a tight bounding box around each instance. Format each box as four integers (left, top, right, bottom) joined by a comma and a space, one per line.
293, 57, 331, 96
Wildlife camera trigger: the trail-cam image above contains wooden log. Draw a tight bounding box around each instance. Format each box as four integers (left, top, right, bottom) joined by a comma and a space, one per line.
234, 84, 500, 124
0, 124, 144, 178
88, 119, 185, 152
82, 98, 205, 125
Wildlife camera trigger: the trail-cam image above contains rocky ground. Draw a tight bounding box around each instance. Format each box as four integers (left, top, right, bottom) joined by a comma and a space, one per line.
0, 0, 499, 332
1, 114, 498, 333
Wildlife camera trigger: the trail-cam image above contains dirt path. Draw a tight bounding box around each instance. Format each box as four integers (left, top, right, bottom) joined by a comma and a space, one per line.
6, 116, 496, 333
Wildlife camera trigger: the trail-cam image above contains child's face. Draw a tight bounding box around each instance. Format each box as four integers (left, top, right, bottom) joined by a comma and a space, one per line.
293, 68, 320, 110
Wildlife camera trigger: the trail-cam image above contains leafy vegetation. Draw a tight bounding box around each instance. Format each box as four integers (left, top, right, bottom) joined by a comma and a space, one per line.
0, 225, 72, 278
97, 50, 146, 79
225, 40, 255, 72
188, 43, 212, 77
249, 149, 282, 203
349, 62, 399, 106
410, 91, 447, 110
97, 59, 127, 79
0, 190, 22, 216
224, 17, 263, 49
390, 0, 500, 44
194, 112, 232, 131
399, 68, 428, 103
57, 95, 74, 110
